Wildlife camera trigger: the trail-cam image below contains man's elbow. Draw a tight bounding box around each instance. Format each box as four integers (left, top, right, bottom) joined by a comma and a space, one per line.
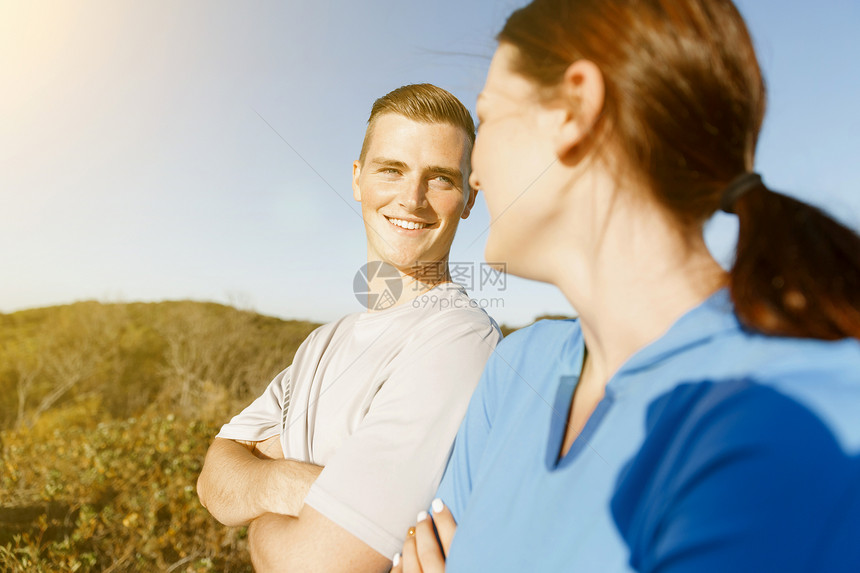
196, 471, 209, 510
196, 455, 216, 511
195, 466, 248, 527
196, 473, 228, 524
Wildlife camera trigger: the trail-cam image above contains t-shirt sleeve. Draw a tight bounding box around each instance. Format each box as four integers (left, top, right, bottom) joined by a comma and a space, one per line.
304, 315, 500, 558
611, 379, 860, 573
216, 366, 290, 443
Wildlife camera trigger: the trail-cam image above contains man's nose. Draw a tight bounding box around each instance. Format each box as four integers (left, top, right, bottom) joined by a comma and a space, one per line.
399, 178, 429, 211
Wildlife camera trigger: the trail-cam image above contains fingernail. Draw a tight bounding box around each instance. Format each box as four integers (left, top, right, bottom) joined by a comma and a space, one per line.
417, 510, 429, 522
392, 553, 401, 566
431, 498, 444, 514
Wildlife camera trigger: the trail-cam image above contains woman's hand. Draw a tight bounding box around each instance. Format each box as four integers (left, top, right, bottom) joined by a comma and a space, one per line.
392, 498, 456, 573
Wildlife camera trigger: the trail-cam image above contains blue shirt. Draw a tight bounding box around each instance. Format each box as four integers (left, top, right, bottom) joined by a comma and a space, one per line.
437, 290, 860, 572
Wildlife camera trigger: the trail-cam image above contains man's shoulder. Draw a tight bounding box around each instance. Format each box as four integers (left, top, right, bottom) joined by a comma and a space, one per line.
408, 283, 499, 328
289, 313, 365, 361
303, 284, 501, 352
406, 290, 501, 348
306, 312, 363, 338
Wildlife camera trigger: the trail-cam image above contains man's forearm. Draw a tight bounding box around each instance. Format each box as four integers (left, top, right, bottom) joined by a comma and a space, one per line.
196, 437, 323, 526
248, 509, 392, 573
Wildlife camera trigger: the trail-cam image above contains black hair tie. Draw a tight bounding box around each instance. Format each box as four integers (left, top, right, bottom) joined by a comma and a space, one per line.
720, 172, 763, 214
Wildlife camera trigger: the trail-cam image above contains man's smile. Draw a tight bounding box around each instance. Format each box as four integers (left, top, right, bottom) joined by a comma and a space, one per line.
384, 215, 438, 231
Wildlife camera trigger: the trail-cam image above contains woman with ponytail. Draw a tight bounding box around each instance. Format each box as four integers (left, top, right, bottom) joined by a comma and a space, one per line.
391, 0, 860, 571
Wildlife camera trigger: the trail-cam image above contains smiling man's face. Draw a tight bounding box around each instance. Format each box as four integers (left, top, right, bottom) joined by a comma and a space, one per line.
352, 112, 476, 274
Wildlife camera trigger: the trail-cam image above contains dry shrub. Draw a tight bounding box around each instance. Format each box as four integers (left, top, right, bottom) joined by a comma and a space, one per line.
1, 407, 252, 572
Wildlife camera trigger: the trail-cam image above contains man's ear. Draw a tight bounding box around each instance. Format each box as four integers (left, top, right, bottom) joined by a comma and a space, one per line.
554, 59, 605, 159
461, 185, 478, 219
352, 160, 362, 201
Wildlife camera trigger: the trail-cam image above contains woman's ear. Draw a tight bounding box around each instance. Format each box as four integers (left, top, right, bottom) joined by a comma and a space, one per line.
554, 59, 605, 159
352, 160, 362, 201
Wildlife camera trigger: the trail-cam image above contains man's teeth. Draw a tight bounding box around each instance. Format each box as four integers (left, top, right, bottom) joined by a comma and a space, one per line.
388, 218, 429, 230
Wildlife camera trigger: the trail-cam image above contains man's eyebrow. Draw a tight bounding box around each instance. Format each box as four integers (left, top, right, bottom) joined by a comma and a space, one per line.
427, 166, 464, 183
369, 158, 409, 170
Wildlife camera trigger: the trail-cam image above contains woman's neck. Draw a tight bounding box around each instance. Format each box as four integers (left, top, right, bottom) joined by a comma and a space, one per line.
553, 189, 727, 388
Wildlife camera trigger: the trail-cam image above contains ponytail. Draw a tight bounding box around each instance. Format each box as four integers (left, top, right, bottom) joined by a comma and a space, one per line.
729, 182, 860, 340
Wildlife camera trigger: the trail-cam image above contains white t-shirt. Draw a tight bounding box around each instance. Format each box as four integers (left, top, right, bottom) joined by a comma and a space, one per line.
217, 283, 501, 557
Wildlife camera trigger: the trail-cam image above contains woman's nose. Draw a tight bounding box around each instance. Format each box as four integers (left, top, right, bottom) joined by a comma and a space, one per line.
468, 171, 481, 192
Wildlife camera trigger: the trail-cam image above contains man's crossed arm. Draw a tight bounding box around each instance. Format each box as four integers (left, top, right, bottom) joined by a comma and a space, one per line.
196, 436, 320, 525
196, 436, 391, 572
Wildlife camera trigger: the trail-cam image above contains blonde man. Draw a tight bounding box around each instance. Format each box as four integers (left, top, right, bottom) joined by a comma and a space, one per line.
197, 84, 500, 572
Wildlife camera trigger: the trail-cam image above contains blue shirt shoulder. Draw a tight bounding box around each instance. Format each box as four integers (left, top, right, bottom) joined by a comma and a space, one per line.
612, 377, 860, 573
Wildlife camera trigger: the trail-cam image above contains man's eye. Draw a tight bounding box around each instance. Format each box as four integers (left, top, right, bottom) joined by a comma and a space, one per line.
382, 168, 400, 175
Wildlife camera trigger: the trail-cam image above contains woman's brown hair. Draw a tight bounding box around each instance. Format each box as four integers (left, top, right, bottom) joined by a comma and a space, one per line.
499, 0, 860, 340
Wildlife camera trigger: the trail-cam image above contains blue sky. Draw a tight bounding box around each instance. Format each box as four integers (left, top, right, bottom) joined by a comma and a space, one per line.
1, 0, 858, 326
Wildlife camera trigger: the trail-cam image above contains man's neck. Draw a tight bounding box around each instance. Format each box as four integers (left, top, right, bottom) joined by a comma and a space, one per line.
364, 260, 452, 312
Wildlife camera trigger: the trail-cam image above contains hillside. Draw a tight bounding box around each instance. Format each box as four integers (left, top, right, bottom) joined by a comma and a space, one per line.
1, 300, 320, 571
0, 300, 320, 432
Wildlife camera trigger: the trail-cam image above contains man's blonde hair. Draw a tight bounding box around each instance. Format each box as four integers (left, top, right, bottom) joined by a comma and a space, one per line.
358, 84, 476, 163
